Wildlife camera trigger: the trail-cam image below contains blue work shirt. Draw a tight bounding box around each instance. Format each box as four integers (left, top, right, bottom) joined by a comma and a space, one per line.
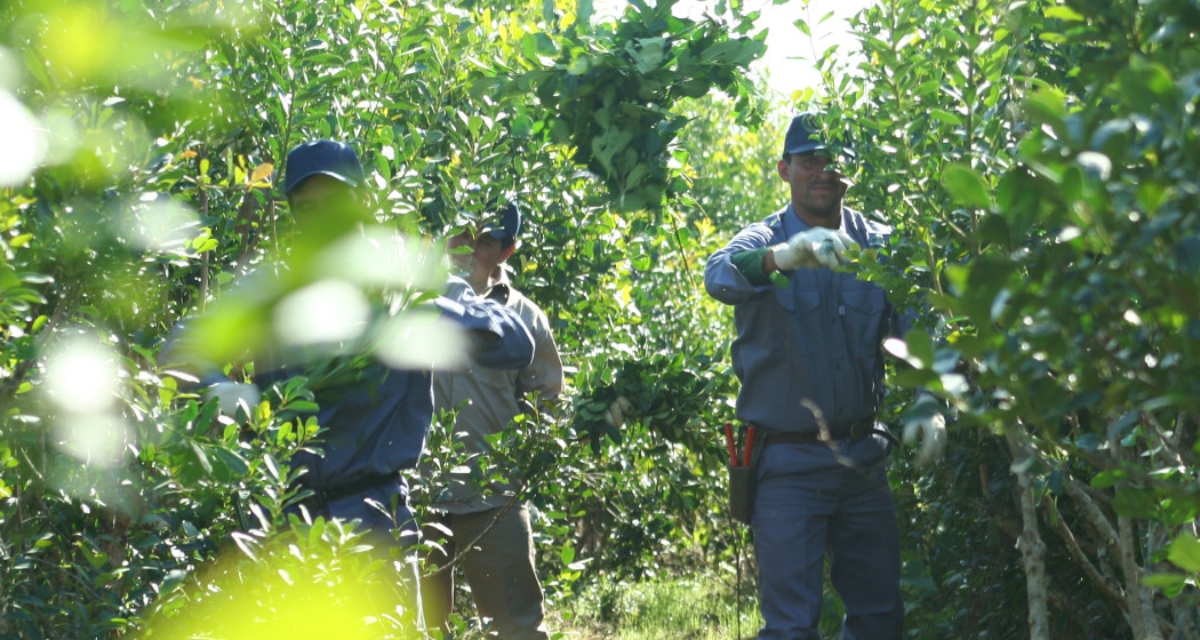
167, 275, 534, 528
278, 277, 534, 495
704, 205, 905, 435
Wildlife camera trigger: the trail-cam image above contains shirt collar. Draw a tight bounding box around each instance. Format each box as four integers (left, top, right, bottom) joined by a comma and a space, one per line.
781, 203, 853, 241
483, 264, 512, 304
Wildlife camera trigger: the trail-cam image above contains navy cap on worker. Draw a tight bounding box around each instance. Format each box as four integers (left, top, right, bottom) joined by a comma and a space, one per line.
478, 201, 522, 246
783, 112, 831, 158
284, 140, 365, 197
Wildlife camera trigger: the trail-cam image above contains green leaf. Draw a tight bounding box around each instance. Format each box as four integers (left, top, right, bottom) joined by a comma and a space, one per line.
279, 398, 324, 417
1023, 88, 1068, 135
1075, 433, 1101, 451
577, 0, 594, 23
929, 109, 962, 126
941, 164, 993, 209
511, 115, 534, 138
212, 448, 250, 478
159, 569, 188, 596
1141, 573, 1187, 597
1138, 180, 1170, 214
189, 441, 213, 475
1059, 165, 1084, 204
631, 37, 666, 74
1112, 487, 1157, 519
1168, 533, 1200, 573
1090, 468, 1129, 490
890, 368, 940, 389
1044, 6, 1085, 21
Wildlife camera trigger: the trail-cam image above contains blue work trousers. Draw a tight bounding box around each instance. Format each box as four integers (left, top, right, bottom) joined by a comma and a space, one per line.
752, 437, 904, 640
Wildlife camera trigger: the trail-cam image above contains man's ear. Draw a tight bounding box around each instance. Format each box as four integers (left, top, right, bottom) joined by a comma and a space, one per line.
777, 159, 790, 181
501, 243, 517, 262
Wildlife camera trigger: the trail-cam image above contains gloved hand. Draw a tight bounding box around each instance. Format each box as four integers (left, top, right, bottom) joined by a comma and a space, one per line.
772, 227, 857, 270
902, 397, 947, 468
603, 396, 634, 429
205, 381, 261, 418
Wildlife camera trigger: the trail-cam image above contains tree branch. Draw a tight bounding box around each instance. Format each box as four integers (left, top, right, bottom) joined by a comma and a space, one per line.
1006, 430, 1050, 640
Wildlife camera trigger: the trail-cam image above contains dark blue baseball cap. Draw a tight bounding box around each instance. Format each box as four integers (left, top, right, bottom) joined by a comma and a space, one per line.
783, 112, 831, 157
479, 201, 522, 243
283, 140, 365, 196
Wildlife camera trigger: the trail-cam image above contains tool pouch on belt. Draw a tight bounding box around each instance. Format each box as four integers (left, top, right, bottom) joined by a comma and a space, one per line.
728, 429, 763, 525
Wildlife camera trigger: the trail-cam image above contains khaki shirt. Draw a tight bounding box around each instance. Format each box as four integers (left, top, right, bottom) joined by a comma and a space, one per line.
430, 271, 563, 513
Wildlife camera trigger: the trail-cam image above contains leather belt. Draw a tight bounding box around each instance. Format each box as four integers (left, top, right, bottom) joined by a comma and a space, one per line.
763, 420, 899, 447
299, 474, 400, 513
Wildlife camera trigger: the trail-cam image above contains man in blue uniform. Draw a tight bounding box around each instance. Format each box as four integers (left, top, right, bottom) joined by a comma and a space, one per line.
170, 140, 535, 542
704, 113, 945, 639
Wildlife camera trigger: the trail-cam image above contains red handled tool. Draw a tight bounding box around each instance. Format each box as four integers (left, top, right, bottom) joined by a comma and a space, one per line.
742, 425, 756, 467
723, 422, 738, 467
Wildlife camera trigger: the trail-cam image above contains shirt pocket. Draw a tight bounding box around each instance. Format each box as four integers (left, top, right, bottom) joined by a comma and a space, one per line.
774, 286, 821, 315
839, 286, 887, 357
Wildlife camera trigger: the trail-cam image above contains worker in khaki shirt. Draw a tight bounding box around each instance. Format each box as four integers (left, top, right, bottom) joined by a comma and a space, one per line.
425, 200, 563, 640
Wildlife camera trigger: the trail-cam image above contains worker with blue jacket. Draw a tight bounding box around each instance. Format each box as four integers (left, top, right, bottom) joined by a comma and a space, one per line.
704, 113, 946, 640
168, 140, 535, 542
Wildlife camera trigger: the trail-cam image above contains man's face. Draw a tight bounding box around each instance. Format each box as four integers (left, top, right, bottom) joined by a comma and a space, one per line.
778, 152, 846, 221
287, 174, 359, 231
447, 229, 513, 281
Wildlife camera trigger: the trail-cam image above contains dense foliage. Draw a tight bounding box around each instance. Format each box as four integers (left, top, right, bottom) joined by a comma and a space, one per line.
819, 1, 1200, 637
1, 0, 1198, 638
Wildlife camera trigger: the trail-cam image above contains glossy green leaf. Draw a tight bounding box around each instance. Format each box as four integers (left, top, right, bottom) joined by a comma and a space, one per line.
942, 164, 993, 209
1168, 534, 1200, 573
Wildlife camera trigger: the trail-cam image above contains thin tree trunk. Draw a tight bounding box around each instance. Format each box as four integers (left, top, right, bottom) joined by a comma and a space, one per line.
1110, 430, 1167, 640
1007, 430, 1050, 640
1118, 514, 1166, 640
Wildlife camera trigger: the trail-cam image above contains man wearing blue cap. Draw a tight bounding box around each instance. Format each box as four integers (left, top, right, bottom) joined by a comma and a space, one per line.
171, 140, 535, 544
704, 113, 946, 639
424, 199, 562, 640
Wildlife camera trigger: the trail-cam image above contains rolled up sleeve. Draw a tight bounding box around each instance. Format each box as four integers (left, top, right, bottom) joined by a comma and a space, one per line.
704, 223, 778, 305
438, 277, 534, 369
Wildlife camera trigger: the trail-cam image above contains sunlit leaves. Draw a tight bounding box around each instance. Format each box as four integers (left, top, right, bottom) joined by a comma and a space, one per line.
375, 307, 469, 370
521, 0, 765, 212
142, 521, 415, 638
941, 164, 993, 209
274, 279, 370, 347
0, 90, 44, 186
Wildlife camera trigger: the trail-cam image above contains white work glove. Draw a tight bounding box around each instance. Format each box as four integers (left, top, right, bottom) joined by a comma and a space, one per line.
205, 381, 261, 418
902, 397, 947, 468
772, 227, 857, 270
603, 396, 634, 428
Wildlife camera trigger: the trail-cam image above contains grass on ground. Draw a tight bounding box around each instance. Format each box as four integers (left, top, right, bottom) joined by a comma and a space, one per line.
548, 571, 763, 640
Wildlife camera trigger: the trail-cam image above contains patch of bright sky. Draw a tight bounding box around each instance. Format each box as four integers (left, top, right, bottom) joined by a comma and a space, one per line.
591, 0, 877, 100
